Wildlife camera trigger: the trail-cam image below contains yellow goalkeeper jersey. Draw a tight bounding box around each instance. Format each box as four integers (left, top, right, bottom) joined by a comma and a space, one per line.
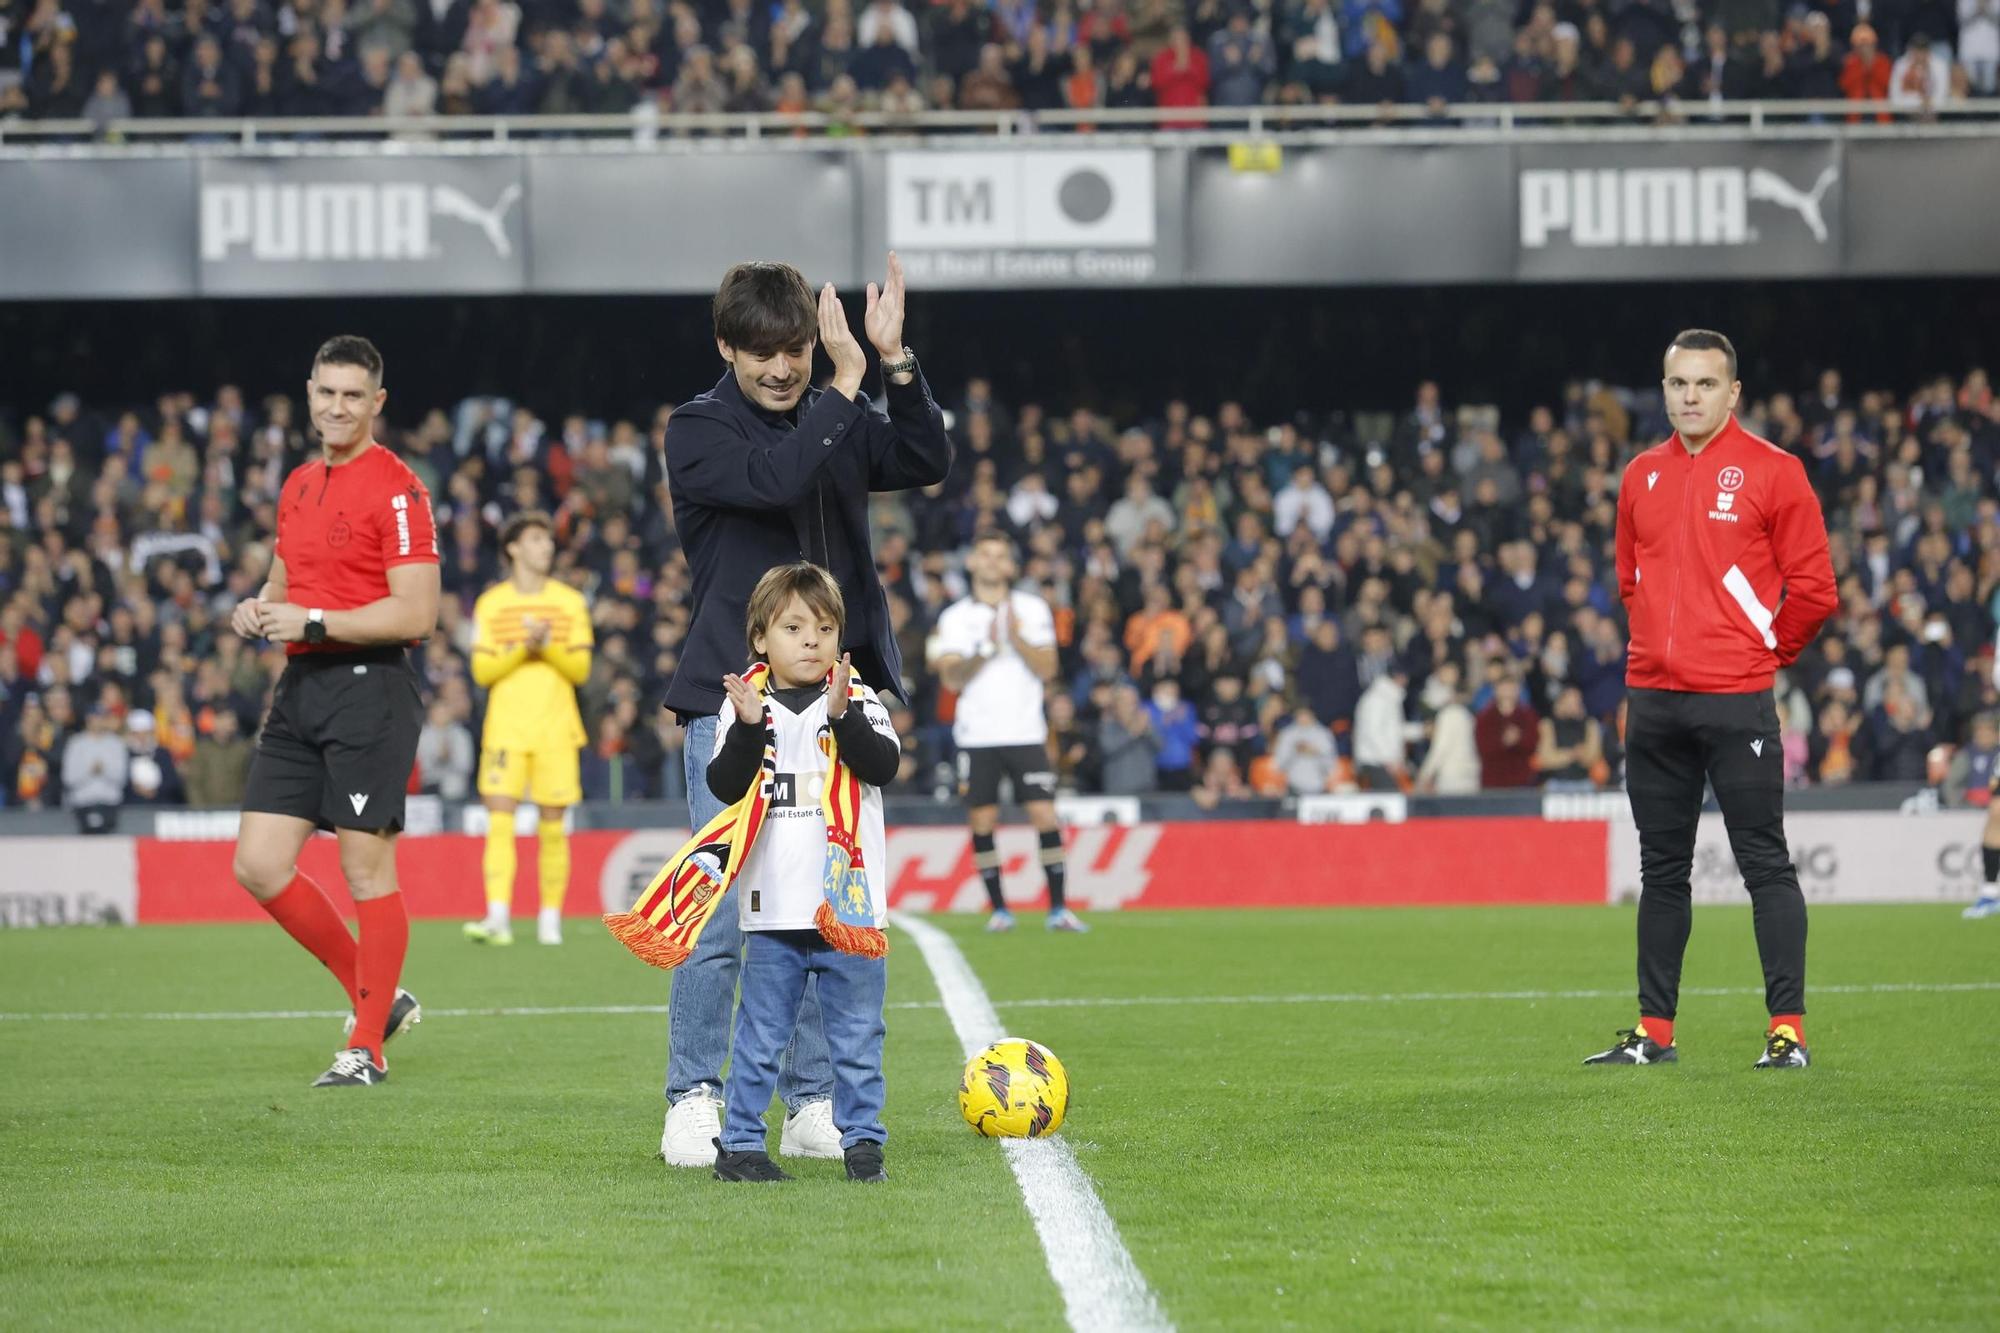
471, 577, 593, 752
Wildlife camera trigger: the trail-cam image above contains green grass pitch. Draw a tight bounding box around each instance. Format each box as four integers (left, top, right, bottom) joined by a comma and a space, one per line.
2, 905, 1996, 1330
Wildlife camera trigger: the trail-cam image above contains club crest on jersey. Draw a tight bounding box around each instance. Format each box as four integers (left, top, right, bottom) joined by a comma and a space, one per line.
327, 518, 352, 548
1717, 466, 1745, 491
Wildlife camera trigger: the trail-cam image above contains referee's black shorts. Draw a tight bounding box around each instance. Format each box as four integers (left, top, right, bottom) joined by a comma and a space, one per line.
958, 743, 1058, 808
244, 646, 424, 834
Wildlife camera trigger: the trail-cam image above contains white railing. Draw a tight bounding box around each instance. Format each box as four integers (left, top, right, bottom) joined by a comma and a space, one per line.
0, 97, 1993, 148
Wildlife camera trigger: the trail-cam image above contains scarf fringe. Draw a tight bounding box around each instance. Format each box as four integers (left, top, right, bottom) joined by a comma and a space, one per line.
815, 901, 889, 959
602, 911, 694, 970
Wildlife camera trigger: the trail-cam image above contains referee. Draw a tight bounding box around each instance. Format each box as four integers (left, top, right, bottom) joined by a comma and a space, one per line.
229, 336, 440, 1088
1586, 330, 1837, 1071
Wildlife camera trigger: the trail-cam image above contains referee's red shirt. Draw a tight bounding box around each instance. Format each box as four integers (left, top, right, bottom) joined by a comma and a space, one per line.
275, 443, 439, 656
1615, 416, 1837, 694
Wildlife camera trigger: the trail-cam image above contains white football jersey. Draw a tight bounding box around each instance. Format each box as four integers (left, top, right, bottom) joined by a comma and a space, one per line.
712, 683, 895, 932
932, 590, 1056, 749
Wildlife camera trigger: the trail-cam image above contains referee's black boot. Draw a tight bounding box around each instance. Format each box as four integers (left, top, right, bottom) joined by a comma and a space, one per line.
312, 1047, 388, 1087
713, 1140, 792, 1183
1583, 1027, 1678, 1066
342, 987, 422, 1046
1753, 1024, 1810, 1069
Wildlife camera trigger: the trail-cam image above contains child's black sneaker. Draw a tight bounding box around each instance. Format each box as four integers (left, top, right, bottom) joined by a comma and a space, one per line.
713, 1139, 792, 1182
844, 1141, 886, 1183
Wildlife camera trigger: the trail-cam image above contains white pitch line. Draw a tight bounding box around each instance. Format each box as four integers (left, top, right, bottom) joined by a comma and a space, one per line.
3, 979, 1998, 1024
892, 910, 1173, 1333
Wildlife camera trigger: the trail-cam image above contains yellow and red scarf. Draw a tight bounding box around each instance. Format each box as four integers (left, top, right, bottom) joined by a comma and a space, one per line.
604, 662, 887, 968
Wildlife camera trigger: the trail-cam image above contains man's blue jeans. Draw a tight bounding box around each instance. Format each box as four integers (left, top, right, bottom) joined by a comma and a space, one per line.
721, 929, 887, 1153
663, 713, 834, 1110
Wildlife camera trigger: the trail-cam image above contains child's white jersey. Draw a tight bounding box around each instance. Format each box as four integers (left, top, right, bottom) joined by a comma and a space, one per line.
713, 683, 896, 931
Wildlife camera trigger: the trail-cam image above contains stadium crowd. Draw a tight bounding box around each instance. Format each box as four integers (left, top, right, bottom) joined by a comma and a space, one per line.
4, 359, 2000, 820
0, 0, 1993, 127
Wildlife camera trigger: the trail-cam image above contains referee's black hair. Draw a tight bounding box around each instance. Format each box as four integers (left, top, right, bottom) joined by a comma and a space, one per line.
312, 334, 385, 385
713, 262, 816, 356
1665, 329, 1737, 380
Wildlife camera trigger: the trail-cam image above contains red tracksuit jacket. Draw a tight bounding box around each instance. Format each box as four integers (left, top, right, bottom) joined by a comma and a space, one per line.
1615, 416, 1837, 694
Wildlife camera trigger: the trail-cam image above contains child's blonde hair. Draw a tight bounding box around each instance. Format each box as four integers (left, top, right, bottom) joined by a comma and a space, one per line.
745, 562, 846, 655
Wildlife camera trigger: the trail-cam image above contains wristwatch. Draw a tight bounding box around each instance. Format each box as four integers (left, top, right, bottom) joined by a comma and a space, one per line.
305, 608, 328, 645
975, 640, 997, 661
881, 347, 918, 378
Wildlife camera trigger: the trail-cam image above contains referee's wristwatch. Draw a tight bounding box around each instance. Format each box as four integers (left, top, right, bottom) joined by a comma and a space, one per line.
304, 608, 328, 645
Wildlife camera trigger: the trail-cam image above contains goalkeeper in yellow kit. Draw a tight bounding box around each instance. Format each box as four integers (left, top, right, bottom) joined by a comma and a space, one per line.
463, 511, 593, 946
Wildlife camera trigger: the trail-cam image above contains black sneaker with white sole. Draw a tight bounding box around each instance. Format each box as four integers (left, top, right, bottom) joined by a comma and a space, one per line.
343, 987, 422, 1045
844, 1142, 886, 1183
312, 1047, 388, 1087
713, 1139, 792, 1182
1583, 1028, 1678, 1065
1754, 1026, 1811, 1069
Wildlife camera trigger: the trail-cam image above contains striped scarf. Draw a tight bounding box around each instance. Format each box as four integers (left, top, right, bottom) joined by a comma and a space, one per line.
603, 662, 888, 968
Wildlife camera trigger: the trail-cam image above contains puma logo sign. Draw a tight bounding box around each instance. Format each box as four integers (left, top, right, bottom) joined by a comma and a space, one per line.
430, 183, 524, 258
349, 792, 370, 815
1746, 166, 1839, 243
1647, 471, 1659, 491
1750, 738, 1765, 757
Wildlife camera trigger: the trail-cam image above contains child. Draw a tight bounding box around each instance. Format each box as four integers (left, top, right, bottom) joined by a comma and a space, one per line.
710, 563, 900, 1183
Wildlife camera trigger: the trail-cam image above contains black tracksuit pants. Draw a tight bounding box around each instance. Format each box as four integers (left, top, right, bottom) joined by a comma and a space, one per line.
1623, 686, 1806, 1020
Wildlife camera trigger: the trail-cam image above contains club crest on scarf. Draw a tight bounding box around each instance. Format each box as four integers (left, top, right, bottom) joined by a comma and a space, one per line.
604, 661, 887, 968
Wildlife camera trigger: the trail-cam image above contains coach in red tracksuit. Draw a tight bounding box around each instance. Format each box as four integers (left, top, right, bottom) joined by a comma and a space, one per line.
1585, 329, 1837, 1071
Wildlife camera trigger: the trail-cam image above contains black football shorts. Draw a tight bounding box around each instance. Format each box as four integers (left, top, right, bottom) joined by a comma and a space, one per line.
958, 743, 1058, 809
243, 647, 424, 834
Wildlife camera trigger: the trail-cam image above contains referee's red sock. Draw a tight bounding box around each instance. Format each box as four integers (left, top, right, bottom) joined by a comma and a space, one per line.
1769, 1013, 1805, 1042
260, 872, 359, 1010
350, 893, 410, 1067
1636, 1016, 1674, 1048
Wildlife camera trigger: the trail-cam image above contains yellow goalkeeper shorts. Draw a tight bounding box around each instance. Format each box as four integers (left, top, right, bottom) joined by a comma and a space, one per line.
477, 745, 582, 808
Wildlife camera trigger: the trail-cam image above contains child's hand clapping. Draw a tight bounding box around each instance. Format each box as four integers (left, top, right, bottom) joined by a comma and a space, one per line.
724, 672, 763, 725
828, 652, 853, 719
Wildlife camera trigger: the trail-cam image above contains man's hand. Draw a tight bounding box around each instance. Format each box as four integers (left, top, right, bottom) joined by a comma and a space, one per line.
863, 251, 907, 360
724, 672, 763, 725
828, 652, 853, 718
819, 282, 867, 397
524, 617, 551, 650
258, 602, 310, 643
231, 598, 265, 640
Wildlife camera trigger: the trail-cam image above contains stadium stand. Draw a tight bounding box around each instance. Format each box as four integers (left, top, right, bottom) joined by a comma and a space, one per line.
1, 363, 1996, 817
0, 0, 1992, 128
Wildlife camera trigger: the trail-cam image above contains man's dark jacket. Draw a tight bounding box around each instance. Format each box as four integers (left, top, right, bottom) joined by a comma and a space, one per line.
662, 368, 953, 723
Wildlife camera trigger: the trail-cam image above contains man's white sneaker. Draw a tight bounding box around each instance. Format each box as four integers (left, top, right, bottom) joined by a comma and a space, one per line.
661, 1087, 725, 1167
537, 909, 563, 945
779, 1098, 843, 1159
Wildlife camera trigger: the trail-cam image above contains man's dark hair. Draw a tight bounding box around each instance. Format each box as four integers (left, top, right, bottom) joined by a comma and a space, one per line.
713, 262, 816, 355
1665, 329, 1737, 380
312, 334, 385, 385
500, 510, 552, 564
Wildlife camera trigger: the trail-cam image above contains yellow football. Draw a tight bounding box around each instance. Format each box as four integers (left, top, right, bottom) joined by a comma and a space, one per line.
957, 1038, 1069, 1138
